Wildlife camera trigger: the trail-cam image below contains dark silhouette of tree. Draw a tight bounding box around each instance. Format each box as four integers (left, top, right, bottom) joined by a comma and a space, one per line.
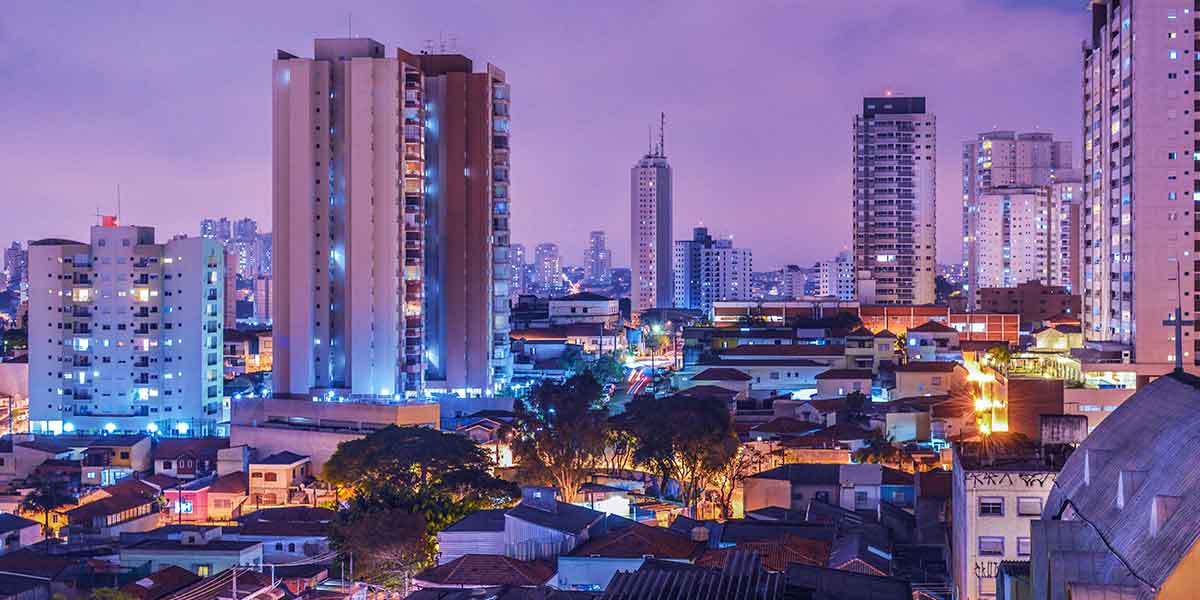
510, 372, 609, 503
20, 476, 72, 538
845, 390, 868, 415
624, 394, 738, 507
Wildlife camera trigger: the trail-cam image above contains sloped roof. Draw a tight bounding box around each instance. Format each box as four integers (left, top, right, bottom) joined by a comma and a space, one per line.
751, 417, 821, 435
208, 472, 248, 495
0, 514, 38, 534
507, 501, 603, 535
845, 326, 875, 338
570, 522, 705, 560
602, 551, 785, 600
1041, 372, 1200, 596
253, 451, 308, 466
443, 508, 507, 533
120, 566, 203, 600
724, 344, 845, 357
697, 534, 829, 572
908, 321, 957, 334
413, 554, 555, 587
892, 361, 962, 373
151, 438, 229, 460
786, 563, 912, 600
67, 494, 155, 521
691, 368, 752, 382
750, 464, 840, 485
814, 368, 873, 381
874, 329, 898, 339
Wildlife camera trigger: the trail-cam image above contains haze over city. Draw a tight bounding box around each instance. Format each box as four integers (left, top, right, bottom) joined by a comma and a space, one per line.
1, 0, 1083, 268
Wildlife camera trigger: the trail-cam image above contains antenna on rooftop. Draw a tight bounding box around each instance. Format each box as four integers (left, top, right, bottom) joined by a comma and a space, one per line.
347, 13, 352, 38
658, 112, 666, 157
116, 184, 122, 226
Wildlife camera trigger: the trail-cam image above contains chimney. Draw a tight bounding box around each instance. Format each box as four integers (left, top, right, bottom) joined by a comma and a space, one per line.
520, 486, 558, 513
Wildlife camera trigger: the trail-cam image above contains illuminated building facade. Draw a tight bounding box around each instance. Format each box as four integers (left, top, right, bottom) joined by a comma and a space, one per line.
273, 38, 512, 398
28, 223, 225, 435
1082, 0, 1197, 366
631, 126, 673, 315
672, 227, 752, 316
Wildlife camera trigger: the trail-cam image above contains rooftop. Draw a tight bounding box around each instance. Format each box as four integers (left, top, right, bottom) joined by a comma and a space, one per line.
443, 508, 508, 533
123, 538, 261, 553
120, 566, 203, 600
414, 554, 555, 587
891, 361, 962, 374
252, 451, 308, 466
723, 344, 845, 357
568, 522, 705, 560
908, 320, 958, 334
691, 368, 752, 382
814, 368, 874, 380
507, 501, 603, 535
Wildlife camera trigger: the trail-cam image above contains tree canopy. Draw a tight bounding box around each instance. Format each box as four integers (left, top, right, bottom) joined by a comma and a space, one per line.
510, 372, 610, 503
622, 393, 738, 507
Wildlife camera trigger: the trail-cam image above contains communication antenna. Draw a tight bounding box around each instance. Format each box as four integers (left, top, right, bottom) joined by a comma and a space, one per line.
347, 13, 352, 38
647, 125, 652, 155
116, 184, 122, 225
658, 112, 666, 157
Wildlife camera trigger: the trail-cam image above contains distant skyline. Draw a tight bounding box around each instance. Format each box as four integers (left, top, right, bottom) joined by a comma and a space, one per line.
1, 0, 1084, 270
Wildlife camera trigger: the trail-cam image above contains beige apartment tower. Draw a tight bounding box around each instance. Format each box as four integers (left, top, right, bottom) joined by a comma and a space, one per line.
272, 39, 511, 398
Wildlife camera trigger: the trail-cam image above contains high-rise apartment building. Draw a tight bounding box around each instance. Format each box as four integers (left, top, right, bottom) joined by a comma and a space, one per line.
534, 243, 562, 290
1050, 175, 1083, 293
962, 131, 1073, 306
509, 243, 527, 298
631, 123, 673, 315
817, 251, 856, 301
3, 242, 26, 293
852, 96, 936, 305
584, 231, 612, 282
27, 222, 224, 435
254, 276, 272, 323
672, 227, 752, 316
200, 218, 232, 243
1082, 1, 1195, 366
273, 38, 511, 398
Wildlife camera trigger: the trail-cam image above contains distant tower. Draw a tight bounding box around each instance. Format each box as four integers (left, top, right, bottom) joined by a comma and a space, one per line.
631, 113, 673, 314
585, 231, 611, 282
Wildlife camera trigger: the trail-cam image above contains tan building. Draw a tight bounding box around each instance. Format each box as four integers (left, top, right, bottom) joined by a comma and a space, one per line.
248, 452, 311, 507
889, 362, 967, 400
273, 38, 511, 398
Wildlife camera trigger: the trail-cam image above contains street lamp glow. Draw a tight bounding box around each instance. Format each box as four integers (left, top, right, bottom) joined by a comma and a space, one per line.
104, 423, 116, 433
147, 423, 159, 433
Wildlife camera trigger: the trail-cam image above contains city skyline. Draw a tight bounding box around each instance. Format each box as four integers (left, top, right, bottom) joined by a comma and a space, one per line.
2, 1, 1085, 270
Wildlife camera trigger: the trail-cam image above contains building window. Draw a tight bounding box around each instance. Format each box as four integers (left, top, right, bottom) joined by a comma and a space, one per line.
978, 536, 1004, 556
264, 472, 278, 482
1017, 537, 1032, 556
195, 564, 211, 577
979, 497, 1004, 516
1017, 497, 1043, 516
162, 461, 172, 470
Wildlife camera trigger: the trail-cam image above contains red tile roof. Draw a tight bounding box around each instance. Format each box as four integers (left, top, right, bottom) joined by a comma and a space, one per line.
209, 472, 248, 495
908, 321, 957, 334
696, 534, 830, 572
691, 368, 752, 382
569, 522, 706, 560
750, 417, 819, 435
874, 329, 898, 339
804, 398, 848, 412
121, 566, 203, 600
413, 555, 555, 587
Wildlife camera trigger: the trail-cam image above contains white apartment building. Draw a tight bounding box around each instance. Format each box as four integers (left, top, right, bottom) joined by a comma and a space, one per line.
961, 131, 1072, 306
817, 251, 855, 301
534, 243, 562, 290
28, 223, 224, 435
631, 130, 673, 315
951, 440, 1063, 600
852, 96, 937, 305
672, 227, 752, 316
974, 187, 1052, 289
1082, 0, 1197, 367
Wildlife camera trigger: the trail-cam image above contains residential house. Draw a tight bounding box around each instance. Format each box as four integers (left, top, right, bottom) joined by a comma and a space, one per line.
743, 464, 910, 515
437, 509, 507, 565
905, 321, 961, 362
548, 292, 621, 329
1031, 324, 1083, 351
230, 506, 334, 563
557, 521, 706, 591
64, 479, 163, 539
0, 514, 41, 555
119, 527, 262, 576
888, 362, 967, 400
412, 555, 555, 591
248, 452, 310, 508
813, 369, 873, 400
688, 368, 752, 397
151, 438, 228, 480
118, 565, 203, 600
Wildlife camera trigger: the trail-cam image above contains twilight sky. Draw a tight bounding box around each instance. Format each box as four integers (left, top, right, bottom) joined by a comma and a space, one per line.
1, 0, 1084, 270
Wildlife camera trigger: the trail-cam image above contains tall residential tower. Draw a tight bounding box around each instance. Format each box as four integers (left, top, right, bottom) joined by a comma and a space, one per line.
852, 96, 937, 305
273, 38, 511, 398
1082, 0, 1195, 366
631, 118, 673, 315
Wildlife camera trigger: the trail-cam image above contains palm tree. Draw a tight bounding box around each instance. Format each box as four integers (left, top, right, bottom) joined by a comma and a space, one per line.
854, 430, 903, 468
20, 476, 73, 539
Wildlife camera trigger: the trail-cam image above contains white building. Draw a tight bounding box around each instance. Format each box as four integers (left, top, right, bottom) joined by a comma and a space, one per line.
631, 124, 673, 314
852, 96, 936, 305
672, 227, 752, 316
817, 251, 855, 301
1082, 0, 1195, 367
28, 222, 224, 435
974, 187, 1052, 290
584, 231, 611, 282
534, 243, 562, 290
961, 131, 1072, 306
951, 436, 1064, 600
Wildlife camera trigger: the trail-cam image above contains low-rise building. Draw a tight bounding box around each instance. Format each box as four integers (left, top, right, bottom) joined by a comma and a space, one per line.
120, 527, 262, 576
889, 362, 967, 400
151, 438, 228, 480
743, 463, 905, 514
557, 521, 706, 592
813, 369, 873, 400
0, 514, 42, 554
905, 321, 961, 362
547, 292, 620, 328
951, 433, 1071, 600
248, 451, 311, 508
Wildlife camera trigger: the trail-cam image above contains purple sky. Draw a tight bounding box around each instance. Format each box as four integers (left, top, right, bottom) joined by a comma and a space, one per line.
1, 1, 1084, 270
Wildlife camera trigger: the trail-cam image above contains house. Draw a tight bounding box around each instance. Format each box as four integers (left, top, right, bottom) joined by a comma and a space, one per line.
119, 527, 263, 576
548, 292, 621, 328
437, 509, 508, 564
813, 368, 873, 400
844, 327, 896, 372
743, 464, 840, 513
888, 362, 967, 400
162, 471, 249, 523
156, 568, 277, 600
0, 439, 59, 483
0, 515, 41, 555
151, 438, 228, 480
412, 554, 555, 590
119, 565, 203, 600
1031, 323, 1083, 351
64, 481, 162, 539
231, 506, 334, 562
557, 521, 705, 591
0, 551, 75, 600
248, 452, 311, 507
747, 417, 819, 442
696, 533, 829, 572
905, 321, 961, 362
1029, 372, 1200, 600
688, 368, 752, 397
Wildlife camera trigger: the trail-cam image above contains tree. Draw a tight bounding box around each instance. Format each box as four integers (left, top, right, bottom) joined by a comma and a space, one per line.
510, 372, 610, 503
709, 444, 769, 519
560, 345, 585, 376
323, 425, 516, 506
588, 353, 625, 388
331, 508, 434, 589
854, 430, 904, 469
20, 476, 72, 538
845, 390, 868, 415
597, 425, 637, 473
984, 345, 1012, 376
623, 394, 738, 507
